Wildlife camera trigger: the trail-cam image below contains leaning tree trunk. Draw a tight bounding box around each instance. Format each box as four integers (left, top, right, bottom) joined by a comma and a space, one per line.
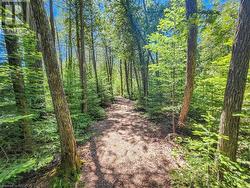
218, 0, 250, 162
178, 0, 198, 126
30, 0, 80, 180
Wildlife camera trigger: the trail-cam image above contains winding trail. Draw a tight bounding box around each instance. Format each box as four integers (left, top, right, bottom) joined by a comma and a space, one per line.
78, 97, 183, 188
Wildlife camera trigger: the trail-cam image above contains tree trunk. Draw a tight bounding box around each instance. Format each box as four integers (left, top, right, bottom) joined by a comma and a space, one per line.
104, 46, 113, 97
30, 0, 80, 180
129, 60, 133, 97
133, 60, 142, 97
49, 0, 55, 44
56, 24, 63, 79
67, 1, 73, 88
90, 3, 99, 95
178, 0, 198, 126
120, 60, 124, 96
218, 0, 250, 162
124, 60, 131, 99
79, 0, 88, 113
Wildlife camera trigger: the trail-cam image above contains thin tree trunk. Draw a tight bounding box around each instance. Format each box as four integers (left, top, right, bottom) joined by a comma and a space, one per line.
104, 46, 113, 97
124, 60, 131, 99
172, 66, 176, 134
120, 60, 124, 96
109, 48, 114, 97
90, 3, 99, 95
56, 24, 63, 79
49, 0, 55, 44
133, 60, 141, 97
75, 2, 81, 62
30, 0, 80, 180
178, 0, 198, 126
129, 60, 133, 97
218, 0, 250, 162
68, 0, 73, 86
79, 0, 88, 113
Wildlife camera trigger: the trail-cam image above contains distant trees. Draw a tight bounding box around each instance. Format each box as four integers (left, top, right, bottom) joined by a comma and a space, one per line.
218, 0, 250, 161
178, 0, 198, 126
30, 0, 80, 181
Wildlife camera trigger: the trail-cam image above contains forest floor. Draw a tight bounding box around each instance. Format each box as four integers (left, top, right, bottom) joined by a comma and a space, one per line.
78, 97, 184, 188
20, 97, 184, 188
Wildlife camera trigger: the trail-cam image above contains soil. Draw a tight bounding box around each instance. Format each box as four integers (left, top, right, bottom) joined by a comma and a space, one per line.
78, 97, 183, 188
18, 97, 183, 188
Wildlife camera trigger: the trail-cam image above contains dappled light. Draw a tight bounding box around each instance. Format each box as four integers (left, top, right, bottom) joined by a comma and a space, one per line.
79, 97, 183, 187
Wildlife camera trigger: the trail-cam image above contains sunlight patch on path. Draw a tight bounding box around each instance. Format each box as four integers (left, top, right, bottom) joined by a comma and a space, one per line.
79, 97, 184, 188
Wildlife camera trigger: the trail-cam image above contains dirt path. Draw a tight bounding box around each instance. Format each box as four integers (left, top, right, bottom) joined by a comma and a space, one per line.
78, 97, 183, 188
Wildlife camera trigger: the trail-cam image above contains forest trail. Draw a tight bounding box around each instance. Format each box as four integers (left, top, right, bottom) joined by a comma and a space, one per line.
78, 97, 183, 188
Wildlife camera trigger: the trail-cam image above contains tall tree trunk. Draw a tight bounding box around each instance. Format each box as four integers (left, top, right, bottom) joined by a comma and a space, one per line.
90, 7, 99, 95
3, 3, 32, 151
30, 0, 80, 180
56, 24, 63, 79
49, 0, 55, 44
124, 60, 131, 99
178, 0, 198, 126
75, 2, 81, 63
67, 0, 73, 88
104, 46, 113, 97
120, 60, 124, 96
133, 60, 141, 97
129, 60, 133, 97
109, 48, 114, 97
218, 0, 250, 162
79, 0, 88, 113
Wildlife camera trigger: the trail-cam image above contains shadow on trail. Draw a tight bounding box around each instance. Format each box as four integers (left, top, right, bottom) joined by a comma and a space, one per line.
79, 97, 183, 188
89, 139, 114, 188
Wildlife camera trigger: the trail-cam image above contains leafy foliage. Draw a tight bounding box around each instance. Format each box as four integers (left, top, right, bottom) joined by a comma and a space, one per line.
171, 114, 250, 188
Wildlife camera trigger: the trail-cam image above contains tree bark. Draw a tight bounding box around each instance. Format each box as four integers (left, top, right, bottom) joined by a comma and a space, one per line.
90, 7, 99, 95
124, 60, 131, 99
55, 24, 63, 79
120, 60, 124, 96
129, 60, 133, 97
49, 0, 56, 45
218, 0, 250, 162
133, 60, 142, 97
178, 0, 198, 126
30, 0, 80, 179
79, 0, 88, 113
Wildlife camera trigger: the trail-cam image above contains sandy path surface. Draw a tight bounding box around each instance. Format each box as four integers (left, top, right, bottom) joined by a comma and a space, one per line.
79, 97, 183, 188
